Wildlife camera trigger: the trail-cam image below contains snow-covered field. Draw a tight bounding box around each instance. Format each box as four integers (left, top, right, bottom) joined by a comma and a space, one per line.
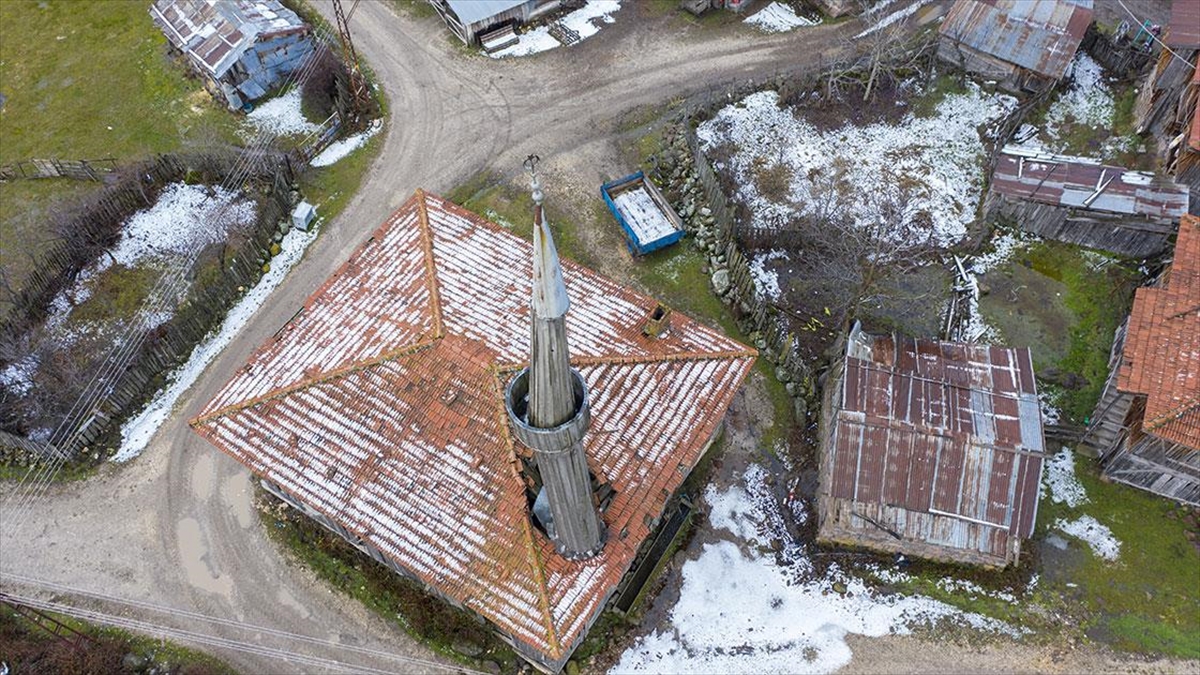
698, 85, 1016, 248
615, 465, 1017, 674
242, 87, 319, 138
745, 2, 820, 33
489, 1, 621, 58
117, 225, 317, 461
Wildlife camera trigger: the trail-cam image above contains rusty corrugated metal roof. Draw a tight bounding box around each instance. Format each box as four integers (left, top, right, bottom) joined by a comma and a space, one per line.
992, 146, 1190, 218
191, 191, 756, 665
940, 0, 1093, 80
150, 0, 308, 79
1166, 0, 1200, 49
1118, 214, 1200, 449
826, 329, 1044, 560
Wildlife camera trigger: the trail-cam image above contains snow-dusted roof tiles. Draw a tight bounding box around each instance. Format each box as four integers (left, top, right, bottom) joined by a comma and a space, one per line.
192, 190, 755, 666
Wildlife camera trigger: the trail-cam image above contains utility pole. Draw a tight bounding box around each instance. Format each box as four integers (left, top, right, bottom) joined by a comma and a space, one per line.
330, 0, 372, 128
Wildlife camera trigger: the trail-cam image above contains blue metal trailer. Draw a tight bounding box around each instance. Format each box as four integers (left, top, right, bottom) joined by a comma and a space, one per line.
601, 172, 686, 256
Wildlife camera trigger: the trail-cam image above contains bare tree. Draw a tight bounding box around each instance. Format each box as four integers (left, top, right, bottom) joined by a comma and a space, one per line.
789, 164, 944, 338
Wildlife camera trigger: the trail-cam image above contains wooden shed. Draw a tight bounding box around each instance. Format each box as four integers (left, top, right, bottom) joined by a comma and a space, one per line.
1134, 0, 1200, 143
987, 146, 1190, 258
1086, 214, 1200, 506
428, 0, 564, 46
817, 325, 1045, 568
150, 0, 314, 110
938, 0, 1093, 94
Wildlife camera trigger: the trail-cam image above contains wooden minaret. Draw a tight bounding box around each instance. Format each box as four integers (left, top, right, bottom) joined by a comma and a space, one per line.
505, 155, 605, 559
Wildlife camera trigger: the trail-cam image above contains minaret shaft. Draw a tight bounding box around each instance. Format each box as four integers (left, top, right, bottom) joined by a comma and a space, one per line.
504, 161, 605, 560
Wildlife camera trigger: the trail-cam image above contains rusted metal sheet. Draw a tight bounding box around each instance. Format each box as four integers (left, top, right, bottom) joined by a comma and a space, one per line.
993, 147, 1190, 218
1166, 0, 1200, 49
192, 190, 756, 668
825, 327, 1045, 563
940, 0, 1094, 80
151, 0, 309, 78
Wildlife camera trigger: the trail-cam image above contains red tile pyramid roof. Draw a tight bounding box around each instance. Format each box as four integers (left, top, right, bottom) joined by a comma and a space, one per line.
191, 190, 756, 665
1118, 214, 1200, 450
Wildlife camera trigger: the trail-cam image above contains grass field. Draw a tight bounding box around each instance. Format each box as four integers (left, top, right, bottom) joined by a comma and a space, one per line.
0, 0, 240, 315
0, 0, 237, 164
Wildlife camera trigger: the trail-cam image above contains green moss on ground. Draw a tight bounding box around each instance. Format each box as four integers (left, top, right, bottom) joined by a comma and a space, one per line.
1023, 242, 1139, 422
1034, 458, 1200, 658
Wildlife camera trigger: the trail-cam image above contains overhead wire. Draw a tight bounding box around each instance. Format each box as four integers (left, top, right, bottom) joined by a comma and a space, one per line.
0, 572, 484, 675
1, 16, 347, 536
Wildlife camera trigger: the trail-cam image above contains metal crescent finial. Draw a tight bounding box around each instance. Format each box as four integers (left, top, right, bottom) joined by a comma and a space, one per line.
525, 154, 543, 204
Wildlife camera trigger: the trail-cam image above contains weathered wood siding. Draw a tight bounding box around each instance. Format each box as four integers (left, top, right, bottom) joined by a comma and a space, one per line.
987, 193, 1175, 258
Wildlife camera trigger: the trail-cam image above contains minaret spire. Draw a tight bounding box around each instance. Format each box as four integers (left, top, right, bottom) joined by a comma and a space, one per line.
504, 155, 605, 560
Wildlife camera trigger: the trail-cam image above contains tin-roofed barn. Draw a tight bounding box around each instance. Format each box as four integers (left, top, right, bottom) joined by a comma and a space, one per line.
1086, 214, 1200, 506
987, 146, 1190, 258
1134, 0, 1200, 144
150, 0, 314, 110
429, 0, 564, 48
938, 0, 1093, 94
817, 325, 1045, 567
190, 188, 756, 673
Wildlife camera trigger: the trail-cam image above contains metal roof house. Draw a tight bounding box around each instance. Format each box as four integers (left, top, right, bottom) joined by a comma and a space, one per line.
429, 0, 564, 47
987, 146, 1190, 258
191, 188, 755, 672
817, 325, 1045, 567
938, 0, 1093, 94
150, 0, 314, 110
1086, 214, 1200, 505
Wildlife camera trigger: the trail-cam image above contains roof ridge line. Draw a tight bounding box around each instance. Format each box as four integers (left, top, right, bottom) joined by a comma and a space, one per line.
1144, 396, 1200, 432
488, 368, 561, 656
415, 189, 445, 339
494, 348, 758, 373
190, 338, 441, 427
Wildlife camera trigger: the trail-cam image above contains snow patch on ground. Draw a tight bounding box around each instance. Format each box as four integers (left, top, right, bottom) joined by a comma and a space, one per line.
698, 86, 1015, 249
1042, 448, 1088, 508
856, 0, 929, 39
1039, 390, 1063, 426
242, 88, 319, 138
43, 184, 256, 340
0, 355, 38, 396
1012, 54, 1117, 156
1056, 515, 1121, 561
110, 183, 256, 268
615, 465, 1019, 674
957, 230, 1035, 342
745, 2, 820, 33
310, 120, 381, 167
488, 1, 620, 58
116, 226, 317, 461
749, 249, 788, 301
